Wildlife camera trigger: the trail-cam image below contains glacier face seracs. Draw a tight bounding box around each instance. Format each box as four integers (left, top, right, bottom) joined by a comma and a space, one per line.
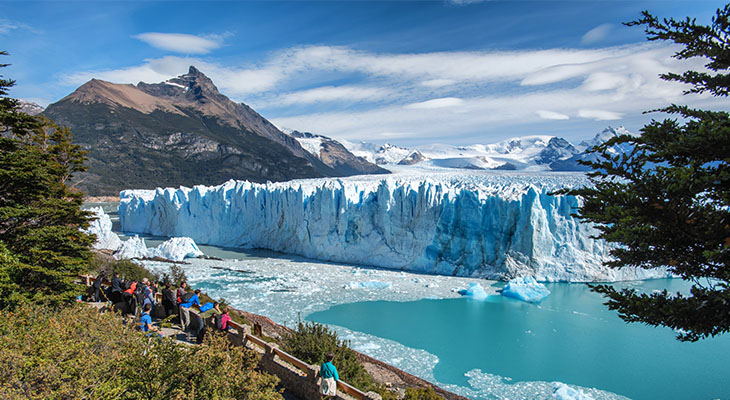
84, 206, 122, 251
118, 172, 668, 282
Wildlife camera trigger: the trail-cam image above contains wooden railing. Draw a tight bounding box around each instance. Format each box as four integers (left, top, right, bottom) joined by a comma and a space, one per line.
81, 275, 374, 400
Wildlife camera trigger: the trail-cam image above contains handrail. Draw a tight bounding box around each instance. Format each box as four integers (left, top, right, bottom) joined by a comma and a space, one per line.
244, 333, 268, 349
273, 347, 310, 372
338, 379, 366, 400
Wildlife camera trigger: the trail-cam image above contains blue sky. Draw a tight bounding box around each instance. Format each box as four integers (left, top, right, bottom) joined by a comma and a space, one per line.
1, 0, 727, 146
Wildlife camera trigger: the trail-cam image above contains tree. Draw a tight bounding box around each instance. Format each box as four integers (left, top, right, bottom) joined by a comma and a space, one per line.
562, 6, 730, 341
0, 52, 94, 308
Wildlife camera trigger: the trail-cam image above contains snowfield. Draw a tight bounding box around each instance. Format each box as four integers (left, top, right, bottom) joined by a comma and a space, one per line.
119, 169, 669, 282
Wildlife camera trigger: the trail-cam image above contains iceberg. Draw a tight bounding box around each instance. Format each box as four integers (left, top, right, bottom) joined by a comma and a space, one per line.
459, 282, 489, 300
501, 276, 551, 303
148, 237, 203, 261
114, 235, 203, 261
114, 235, 149, 260
553, 382, 595, 400
84, 207, 122, 251
118, 173, 670, 282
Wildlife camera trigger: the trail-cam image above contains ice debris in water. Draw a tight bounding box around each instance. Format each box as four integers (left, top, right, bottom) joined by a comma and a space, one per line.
459, 282, 489, 300
83, 207, 122, 251
345, 281, 392, 290
501, 276, 551, 303
114, 236, 203, 261
553, 382, 596, 400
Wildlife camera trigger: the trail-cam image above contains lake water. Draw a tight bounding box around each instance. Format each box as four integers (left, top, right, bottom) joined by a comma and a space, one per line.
309, 280, 730, 400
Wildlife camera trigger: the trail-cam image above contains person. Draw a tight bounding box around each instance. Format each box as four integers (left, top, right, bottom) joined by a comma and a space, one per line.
196, 301, 222, 344
139, 303, 162, 338
219, 307, 232, 331
110, 272, 123, 303
320, 352, 339, 399
176, 281, 187, 304
161, 283, 176, 318
92, 271, 106, 302
141, 279, 155, 312
122, 280, 138, 316
179, 288, 200, 331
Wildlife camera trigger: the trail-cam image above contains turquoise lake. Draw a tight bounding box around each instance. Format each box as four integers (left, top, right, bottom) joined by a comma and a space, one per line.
308, 279, 730, 400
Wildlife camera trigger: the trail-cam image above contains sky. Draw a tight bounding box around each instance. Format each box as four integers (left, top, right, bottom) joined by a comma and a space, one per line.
1, 0, 727, 146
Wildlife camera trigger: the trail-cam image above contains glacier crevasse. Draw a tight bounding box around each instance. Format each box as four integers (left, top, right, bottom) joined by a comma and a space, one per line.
118, 175, 668, 282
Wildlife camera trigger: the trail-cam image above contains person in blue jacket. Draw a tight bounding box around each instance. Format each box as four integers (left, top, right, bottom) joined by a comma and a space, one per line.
320, 352, 339, 398
139, 303, 161, 338
179, 289, 201, 331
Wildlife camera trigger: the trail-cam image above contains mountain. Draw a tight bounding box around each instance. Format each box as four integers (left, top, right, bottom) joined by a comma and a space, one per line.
18, 100, 44, 116
285, 130, 388, 175
550, 126, 635, 171
44, 67, 374, 195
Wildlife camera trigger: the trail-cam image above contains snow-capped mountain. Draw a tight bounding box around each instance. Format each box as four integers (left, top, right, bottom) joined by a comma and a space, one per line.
18, 100, 44, 116
342, 127, 632, 172
284, 130, 388, 176
551, 126, 635, 171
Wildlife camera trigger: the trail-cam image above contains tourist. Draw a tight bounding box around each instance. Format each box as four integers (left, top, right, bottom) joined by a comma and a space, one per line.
161, 283, 176, 318
320, 352, 339, 399
122, 280, 138, 315
92, 271, 106, 302
139, 303, 162, 338
176, 281, 187, 304
219, 307, 232, 331
196, 301, 222, 343
110, 272, 123, 303
179, 288, 201, 331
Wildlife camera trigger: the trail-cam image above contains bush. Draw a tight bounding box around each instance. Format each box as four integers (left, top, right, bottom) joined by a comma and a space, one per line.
87, 252, 159, 282
0, 303, 282, 400
404, 387, 443, 400
282, 320, 376, 391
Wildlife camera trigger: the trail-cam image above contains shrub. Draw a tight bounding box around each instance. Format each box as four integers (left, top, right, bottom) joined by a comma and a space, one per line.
404, 387, 444, 400
282, 320, 376, 391
0, 302, 281, 400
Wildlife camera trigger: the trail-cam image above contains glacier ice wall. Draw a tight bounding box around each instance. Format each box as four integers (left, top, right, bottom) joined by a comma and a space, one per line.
118, 174, 668, 281
84, 206, 122, 251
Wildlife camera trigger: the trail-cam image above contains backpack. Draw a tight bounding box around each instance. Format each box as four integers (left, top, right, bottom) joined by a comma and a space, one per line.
180, 292, 195, 304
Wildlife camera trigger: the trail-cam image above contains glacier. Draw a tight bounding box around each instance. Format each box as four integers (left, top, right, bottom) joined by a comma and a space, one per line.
118, 171, 669, 282
84, 206, 122, 251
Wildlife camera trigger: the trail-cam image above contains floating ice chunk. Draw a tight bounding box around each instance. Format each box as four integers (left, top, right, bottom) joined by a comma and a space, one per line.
114, 235, 148, 260
502, 276, 550, 303
459, 282, 489, 300
84, 207, 122, 251
148, 237, 204, 261
553, 382, 595, 400
345, 281, 392, 290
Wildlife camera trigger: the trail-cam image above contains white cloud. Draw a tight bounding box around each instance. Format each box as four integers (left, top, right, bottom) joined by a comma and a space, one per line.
277, 86, 391, 105
0, 19, 37, 35
134, 32, 225, 54
421, 79, 457, 87
537, 110, 570, 120
577, 109, 623, 121
582, 24, 613, 45
405, 97, 464, 109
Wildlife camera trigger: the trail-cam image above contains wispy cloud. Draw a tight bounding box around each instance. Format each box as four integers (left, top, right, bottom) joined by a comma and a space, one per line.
581, 24, 613, 45
134, 32, 226, 54
577, 109, 623, 121
277, 86, 391, 105
405, 97, 464, 109
537, 110, 570, 120
0, 19, 38, 35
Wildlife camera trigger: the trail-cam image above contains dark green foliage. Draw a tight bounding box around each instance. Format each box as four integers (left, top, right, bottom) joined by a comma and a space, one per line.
0, 54, 93, 309
404, 387, 443, 400
282, 320, 377, 391
87, 252, 159, 282
159, 263, 188, 286
561, 6, 730, 341
0, 303, 282, 399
